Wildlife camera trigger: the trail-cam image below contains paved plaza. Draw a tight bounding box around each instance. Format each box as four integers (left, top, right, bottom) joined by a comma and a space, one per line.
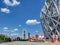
0, 41, 60, 45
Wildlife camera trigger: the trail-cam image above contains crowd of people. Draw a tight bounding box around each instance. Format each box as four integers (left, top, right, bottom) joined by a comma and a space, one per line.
29, 34, 59, 43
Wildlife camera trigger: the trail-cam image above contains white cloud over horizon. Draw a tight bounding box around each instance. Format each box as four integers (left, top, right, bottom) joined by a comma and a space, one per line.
3, 30, 9, 32
1, 8, 10, 13
3, 27, 9, 30
4, 0, 20, 6
10, 33, 20, 36
13, 28, 18, 31
2, 27, 19, 32
3, 27, 9, 32
26, 19, 40, 25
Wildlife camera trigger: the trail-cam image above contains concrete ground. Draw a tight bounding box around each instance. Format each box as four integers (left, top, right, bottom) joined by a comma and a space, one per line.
0, 41, 60, 45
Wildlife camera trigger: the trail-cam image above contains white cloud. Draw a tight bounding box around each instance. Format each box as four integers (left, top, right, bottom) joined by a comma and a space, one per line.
1, 33, 8, 35
3, 27, 9, 32
35, 30, 39, 33
4, 0, 20, 6
1, 8, 10, 13
11, 28, 18, 32
26, 19, 40, 25
3, 30, 8, 32
19, 25, 21, 27
3, 27, 8, 30
14, 28, 18, 31
10, 33, 19, 36
10, 33, 20, 38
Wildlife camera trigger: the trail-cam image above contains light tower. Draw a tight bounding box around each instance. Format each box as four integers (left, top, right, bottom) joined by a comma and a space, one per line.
23, 30, 26, 39
40, 0, 60, 39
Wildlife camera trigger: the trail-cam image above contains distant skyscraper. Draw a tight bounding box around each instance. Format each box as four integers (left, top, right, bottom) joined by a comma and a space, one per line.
23, 30, 26, 39
40, 0, 60, 39
28, 33, 30, 40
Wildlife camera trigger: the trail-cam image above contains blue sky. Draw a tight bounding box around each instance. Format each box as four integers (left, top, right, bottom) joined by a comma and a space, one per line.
0, 0, 45, 38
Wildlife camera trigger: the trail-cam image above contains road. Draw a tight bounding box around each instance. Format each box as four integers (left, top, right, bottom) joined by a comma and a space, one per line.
0, 41, 60, 45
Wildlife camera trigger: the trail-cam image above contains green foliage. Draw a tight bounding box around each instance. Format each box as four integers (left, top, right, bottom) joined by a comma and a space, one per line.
0, 34, 11, 43
0, 34, 29, 43
5, 37, 11, 42
0, 34, 6, 42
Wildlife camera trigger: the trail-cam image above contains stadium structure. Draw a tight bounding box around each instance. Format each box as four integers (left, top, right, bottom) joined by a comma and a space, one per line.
40, 0, 60, 39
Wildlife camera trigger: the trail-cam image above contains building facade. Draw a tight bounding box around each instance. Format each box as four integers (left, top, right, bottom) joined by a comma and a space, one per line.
40, 0, 60, 39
